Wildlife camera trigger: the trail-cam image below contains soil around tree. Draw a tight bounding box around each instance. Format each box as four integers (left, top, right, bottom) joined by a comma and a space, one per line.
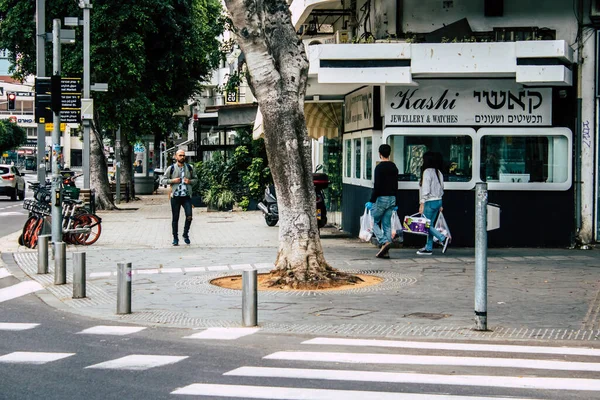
211, 273, 383, 291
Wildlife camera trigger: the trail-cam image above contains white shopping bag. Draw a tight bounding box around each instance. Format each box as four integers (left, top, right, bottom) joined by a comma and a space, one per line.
391, 211, 403, 242
433, 211, 452, 242
359, 208, 374, 242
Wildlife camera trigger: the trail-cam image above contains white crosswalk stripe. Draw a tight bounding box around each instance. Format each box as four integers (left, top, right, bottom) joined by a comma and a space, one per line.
0, 281, 43, 303
173, 337, 600, 398
0, 323, 39, 331
183, 327, 260, 340
85, 355, 188, 370
77, 325, 146, 336
0, 267, 12, 279
171, 383, 537, 399
0, 351, 74, 364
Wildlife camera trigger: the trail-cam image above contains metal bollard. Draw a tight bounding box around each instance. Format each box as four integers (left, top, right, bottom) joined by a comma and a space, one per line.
474, 182, 488, 331
72, 252, 86, 299
117, 262, 132, 314
54, 241, 66, 285
242, 269, 258, 327
37, 235, 50, 274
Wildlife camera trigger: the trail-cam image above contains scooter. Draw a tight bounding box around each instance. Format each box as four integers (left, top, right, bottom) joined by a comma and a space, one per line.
258, 165, 329, 228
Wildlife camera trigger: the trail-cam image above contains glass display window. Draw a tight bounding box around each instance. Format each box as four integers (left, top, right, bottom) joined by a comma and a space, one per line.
365, 137, 373, 180
344, 139, 351, 178
354, 138, 361, 179
383, 128, 477, 190
478, 128, 572, 191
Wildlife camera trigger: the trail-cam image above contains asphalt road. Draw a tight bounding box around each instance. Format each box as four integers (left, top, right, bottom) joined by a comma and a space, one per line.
0, 172, 38, 238
1, 270, 600, 400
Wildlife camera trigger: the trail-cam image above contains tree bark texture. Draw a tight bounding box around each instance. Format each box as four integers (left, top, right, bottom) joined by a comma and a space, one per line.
90, 128, 116, 210
121, 141, 134, 198
224, 0, 359, 288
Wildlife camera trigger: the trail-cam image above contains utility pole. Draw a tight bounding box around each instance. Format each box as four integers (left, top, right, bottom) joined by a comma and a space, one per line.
80, 0, 92, 188
51, 19, 63, 245
36, 0, 46, 183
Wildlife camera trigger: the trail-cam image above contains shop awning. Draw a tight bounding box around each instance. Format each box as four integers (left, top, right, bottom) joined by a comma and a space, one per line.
252, 102, 342, 140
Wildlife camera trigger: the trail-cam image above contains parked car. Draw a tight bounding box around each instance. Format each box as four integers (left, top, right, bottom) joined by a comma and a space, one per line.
0, 164, 26, 200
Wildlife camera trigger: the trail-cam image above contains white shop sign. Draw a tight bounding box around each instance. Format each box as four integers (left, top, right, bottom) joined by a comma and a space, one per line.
385, 80, 552, 126
344, 86, 375, 132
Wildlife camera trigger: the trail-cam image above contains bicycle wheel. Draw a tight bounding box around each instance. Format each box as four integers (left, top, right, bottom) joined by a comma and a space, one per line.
29, 218, 45, 249
21, 216, 37, 248
74, 213, 102, 245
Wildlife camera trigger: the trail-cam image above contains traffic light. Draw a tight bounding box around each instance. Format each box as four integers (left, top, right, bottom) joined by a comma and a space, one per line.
7, 93, 16, 110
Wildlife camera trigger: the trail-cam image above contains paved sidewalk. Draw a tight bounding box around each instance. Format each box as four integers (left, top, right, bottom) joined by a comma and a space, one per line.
1, 190, 600, 342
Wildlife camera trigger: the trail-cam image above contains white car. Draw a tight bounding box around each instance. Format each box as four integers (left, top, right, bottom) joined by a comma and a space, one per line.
0, 164, 26, 201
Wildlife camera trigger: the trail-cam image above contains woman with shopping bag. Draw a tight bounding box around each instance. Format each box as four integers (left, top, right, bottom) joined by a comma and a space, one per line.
417, 151, 450, 255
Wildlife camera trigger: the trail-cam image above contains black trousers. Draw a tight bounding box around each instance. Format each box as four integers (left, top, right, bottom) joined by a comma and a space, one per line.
170, 196, 192, 238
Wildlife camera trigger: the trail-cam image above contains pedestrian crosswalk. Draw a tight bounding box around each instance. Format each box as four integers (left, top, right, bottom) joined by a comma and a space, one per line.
173, 336, 600, 399
1, 313, 599, 398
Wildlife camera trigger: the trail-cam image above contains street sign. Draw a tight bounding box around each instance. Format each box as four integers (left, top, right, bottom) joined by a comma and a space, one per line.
60, 109, 81, 123
61, 94, 82, 109
45, 123, 67, 132
226, 90, 238, 104
61, 78, 82, 93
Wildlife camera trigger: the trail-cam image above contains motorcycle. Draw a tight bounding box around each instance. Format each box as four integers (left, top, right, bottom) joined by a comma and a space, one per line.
258, 165, 329, 228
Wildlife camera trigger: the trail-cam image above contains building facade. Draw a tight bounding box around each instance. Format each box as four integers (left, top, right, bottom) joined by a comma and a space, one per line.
290, 0, 594, 246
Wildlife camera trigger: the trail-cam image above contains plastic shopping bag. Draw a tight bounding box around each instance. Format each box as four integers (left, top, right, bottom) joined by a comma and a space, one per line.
402, 213, 431, 236
433, 211, 452, 242
359, 208, 374, 242
391, 211, 403, 242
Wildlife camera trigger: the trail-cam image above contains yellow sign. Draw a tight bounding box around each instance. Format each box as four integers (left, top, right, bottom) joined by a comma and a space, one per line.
45, 123, 67, 132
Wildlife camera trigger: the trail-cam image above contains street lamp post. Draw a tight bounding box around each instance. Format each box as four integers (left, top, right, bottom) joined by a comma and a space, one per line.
80, 0, 92, 189
51, 19, 63, 245
36, 0, 46, 183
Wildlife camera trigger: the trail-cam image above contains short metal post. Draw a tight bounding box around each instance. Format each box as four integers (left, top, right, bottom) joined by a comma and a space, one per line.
242, 269, 258, 327
117, 262, 132, 314
37, 234, 50, 274
54, 241, 66, 285
474, 182, 488, 331
73, 252, 86, 299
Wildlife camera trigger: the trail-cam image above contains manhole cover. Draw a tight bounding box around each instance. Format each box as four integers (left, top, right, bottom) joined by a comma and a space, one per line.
404, 312, 451, 320
229, 302, 296, 311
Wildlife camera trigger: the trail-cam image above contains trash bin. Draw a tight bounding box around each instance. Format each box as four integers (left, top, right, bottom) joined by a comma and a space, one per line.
487, 203, 501, 231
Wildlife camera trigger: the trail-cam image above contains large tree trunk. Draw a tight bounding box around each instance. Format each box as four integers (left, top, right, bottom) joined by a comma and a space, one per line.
121, 141, 134, 198
225, 0, 359, 289
90, 127, 116, 210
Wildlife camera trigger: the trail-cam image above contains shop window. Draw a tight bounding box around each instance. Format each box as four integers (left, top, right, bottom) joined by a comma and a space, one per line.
364, 137, 372, 180
388, 135, 473, 183
354, 138, 361, 179
478, 128, 571, 190
345, 139, 351, 178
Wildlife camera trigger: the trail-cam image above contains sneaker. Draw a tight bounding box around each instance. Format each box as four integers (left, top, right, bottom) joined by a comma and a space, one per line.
442, 237, 450, 254
416, 248, 432, 255
376, 242, 392, 258
172, 239, 179, 246
184, 237, 191, 245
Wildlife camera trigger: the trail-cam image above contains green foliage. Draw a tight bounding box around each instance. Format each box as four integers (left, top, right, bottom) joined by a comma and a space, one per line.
193, 127, 271, 211
0, 0, 225, 145
0, 120, 27, 154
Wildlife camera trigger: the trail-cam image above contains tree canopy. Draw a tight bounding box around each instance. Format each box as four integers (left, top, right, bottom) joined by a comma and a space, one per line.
0, 0, 224, 140
0, 119, 27, 154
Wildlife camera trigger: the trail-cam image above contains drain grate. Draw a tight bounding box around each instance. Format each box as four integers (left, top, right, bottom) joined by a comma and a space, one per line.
404, 312, 451, 320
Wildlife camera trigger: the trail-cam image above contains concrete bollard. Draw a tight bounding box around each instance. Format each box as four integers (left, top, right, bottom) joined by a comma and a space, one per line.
72, 252, 86, 299
242, 269, 258, 327
54, 241, 66, 285
117, 262, 132, 314
37, 235, 50, 274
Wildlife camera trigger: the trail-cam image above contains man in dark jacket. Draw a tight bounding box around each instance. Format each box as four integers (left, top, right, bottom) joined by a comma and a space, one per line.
365, 144, 399, 258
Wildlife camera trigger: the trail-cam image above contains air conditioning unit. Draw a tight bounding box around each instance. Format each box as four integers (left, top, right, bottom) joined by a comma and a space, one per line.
335, 30, 349, 44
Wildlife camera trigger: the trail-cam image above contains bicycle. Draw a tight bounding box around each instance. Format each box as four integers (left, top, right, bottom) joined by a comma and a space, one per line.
20, 182, 102, 248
